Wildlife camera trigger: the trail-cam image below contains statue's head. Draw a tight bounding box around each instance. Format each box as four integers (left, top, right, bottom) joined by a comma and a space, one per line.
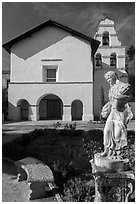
104, 71, 118, 85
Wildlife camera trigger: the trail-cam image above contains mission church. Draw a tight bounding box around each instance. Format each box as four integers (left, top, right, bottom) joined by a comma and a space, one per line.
3, 17, 128, 121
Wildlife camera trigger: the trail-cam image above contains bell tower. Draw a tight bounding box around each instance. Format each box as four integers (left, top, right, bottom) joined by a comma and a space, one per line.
93, 17, 128, 119
94, 17, 126, 73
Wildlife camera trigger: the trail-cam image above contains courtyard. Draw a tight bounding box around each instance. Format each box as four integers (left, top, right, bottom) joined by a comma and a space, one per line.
2, 120, 135, 144
2, 120, 135, 202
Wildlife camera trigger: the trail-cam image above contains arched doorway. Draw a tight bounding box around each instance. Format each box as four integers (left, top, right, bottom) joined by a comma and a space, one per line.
71, 100, 83, 121
39, 94, 63, 120
19, 99, 29, 121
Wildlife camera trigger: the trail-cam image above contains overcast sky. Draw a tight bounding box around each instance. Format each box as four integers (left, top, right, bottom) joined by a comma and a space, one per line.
2, 2, 135, 70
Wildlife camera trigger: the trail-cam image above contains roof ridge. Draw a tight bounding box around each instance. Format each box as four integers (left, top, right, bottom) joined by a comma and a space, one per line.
3, 19, 99, 54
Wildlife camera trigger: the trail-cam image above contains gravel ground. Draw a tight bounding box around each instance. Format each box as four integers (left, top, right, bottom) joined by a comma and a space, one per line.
2, 159, 57, 202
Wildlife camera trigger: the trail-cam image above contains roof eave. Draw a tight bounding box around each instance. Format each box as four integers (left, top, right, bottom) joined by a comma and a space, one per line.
90, 39, 100, 56
2, 19, 100, 54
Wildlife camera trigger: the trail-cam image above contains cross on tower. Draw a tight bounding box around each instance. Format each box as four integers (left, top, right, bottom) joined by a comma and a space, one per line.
102, 13, 108, 19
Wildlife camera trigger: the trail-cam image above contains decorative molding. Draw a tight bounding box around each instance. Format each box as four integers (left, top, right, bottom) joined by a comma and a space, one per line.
118, 67, 126, 70
29, 104, 38, 107
99, 46, 126, 49
63, 105, 71, 107
96, 34, 117, 37
110, 34, 118, 37
41, 59, 63, 61
102, 55, 125, 58
102, 56, 110, 58
17, 104, 38, 107
98, 24, 114, 27
117, 55, 125, 58
10, 81, 93, 84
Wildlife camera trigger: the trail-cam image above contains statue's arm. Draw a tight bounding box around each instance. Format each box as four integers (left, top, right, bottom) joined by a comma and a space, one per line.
101, 101, 112, 118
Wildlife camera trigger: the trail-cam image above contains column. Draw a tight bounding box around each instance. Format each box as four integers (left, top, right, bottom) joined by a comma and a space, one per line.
28, 105, 38, 121
82, 84, 94, 121
82, 114, 94, 121
91, 79, 94, 121
109, 33, 111, 46
62, 105, 71, 121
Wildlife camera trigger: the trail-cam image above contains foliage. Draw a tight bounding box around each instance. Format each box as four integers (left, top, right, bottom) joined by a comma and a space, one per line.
63, 177, 95, 202
121, 130, 135, 171
2, 128, 135, 201
126, 58, 135, 76
129, 75, 135, 100
127, 45, 135, 61
53, 122, 61, 129
125, 45, 135, 101
64, 122, 77, 130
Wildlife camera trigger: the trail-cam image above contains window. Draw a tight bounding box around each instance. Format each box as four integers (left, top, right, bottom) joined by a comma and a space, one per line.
95, 53, 102, 68
110, 53, 116, 68
43, 65, 58, 82
47, 69, 56, 82
102, 31, 109, 46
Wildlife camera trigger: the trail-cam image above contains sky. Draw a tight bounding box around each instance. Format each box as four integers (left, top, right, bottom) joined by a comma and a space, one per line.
2, 2, 135, 70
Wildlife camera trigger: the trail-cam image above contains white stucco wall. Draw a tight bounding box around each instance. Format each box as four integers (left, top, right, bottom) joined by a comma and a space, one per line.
8, 25, 94, 121
10, 26, 92, 83
8, 83, 93, 121
97, 47, 125, 56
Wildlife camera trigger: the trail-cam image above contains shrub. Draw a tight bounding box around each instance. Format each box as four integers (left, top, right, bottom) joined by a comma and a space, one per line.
2, 128, 135, 201
63, 177, 95, 202
2, 142, 27, 160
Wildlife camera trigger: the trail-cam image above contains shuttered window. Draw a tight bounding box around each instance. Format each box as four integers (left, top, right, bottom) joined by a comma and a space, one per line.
43, 65, 57, 82
47, 69, 56, 82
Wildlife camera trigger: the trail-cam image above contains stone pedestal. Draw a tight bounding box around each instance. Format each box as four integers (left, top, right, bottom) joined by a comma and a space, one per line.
90, 153, 135, 202
93, 153, 130, 172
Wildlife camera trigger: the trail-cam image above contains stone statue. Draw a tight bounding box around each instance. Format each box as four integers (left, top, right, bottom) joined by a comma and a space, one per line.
89, 71, 134, 202
100, 71, 133, 158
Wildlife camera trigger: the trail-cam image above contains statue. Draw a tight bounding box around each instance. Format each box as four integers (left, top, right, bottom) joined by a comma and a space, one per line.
89, 71, 134, 202
100, 71, 133, 158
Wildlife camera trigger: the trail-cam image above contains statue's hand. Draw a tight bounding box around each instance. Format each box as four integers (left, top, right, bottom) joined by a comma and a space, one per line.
101, 101, 111, 118
101, 110, 109, 118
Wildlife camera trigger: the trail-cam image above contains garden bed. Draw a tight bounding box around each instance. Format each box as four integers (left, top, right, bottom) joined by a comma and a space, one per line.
2, 128, 135, 202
